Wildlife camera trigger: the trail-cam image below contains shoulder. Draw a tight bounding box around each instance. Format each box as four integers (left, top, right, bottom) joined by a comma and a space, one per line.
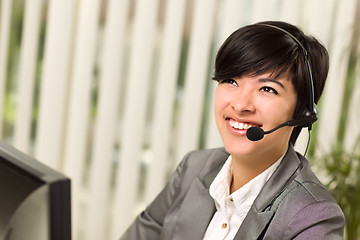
277, 175, 342, 219
121, 148, 229, 239
269, 156, 345, 239
178, 148, 229, 177
287, 159, 337, 206
161, 147, 229, 197
182, 147, 229, 163
276, 154, 343, 218
168, 148, 229, 193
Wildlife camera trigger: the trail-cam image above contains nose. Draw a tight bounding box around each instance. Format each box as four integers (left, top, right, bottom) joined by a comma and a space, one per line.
231, 91, 256, 114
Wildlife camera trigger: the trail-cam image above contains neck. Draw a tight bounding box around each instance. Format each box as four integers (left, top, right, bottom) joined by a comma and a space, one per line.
229, 148, 287, 194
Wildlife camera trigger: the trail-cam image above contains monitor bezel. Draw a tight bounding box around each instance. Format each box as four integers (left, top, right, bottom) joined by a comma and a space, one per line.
0, 141, 71, 240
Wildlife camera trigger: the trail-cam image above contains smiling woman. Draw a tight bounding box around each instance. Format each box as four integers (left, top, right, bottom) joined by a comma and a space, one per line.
213, 73, 297, 180
120, 21, 345, 240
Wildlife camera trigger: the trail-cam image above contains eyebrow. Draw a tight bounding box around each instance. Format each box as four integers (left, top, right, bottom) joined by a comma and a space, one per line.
258, 78, 285, 89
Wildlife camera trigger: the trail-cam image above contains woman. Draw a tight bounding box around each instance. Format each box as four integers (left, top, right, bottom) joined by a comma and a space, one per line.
121, 21, 345, 240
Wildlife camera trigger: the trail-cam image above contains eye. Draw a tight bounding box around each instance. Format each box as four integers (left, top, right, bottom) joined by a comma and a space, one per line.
219, 78, 238, 86
260, 86, 279, 95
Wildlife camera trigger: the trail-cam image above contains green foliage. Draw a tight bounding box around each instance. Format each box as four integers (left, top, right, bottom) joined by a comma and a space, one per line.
320, 139, 360, 239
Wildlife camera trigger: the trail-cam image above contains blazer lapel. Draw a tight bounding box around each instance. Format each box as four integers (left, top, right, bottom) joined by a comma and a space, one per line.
234, 208, 276, 240
234, 144, 302, 239
172, 164, 223, 240
171, 145, 302, 240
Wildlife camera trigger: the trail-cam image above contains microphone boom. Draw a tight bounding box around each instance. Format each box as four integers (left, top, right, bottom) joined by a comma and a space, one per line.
246, 117, 316, 141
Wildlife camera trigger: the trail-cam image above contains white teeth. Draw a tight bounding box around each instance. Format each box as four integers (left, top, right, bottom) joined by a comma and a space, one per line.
229, 120, 256, 130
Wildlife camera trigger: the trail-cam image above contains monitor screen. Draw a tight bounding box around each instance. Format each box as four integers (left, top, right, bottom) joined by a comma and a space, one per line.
0, 141, 71, 240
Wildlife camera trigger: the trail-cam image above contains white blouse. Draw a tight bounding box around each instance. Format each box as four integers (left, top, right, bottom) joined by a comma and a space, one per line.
202, 151, 285, 240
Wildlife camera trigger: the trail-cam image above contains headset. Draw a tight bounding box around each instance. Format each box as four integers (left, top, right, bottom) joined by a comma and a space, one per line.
261, 23, 318, 128
246, 24, 318, 155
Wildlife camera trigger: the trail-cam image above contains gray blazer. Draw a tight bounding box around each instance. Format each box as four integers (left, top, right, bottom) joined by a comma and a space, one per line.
121, 145, 345, 239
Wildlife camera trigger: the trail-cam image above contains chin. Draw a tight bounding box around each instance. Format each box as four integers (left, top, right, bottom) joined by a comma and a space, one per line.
221, 138, 259, 157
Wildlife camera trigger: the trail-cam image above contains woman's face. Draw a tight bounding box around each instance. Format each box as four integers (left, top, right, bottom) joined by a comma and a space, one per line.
214, 72, 297, 164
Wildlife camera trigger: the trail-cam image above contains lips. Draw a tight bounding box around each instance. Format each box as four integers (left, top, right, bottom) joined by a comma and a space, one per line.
229, 119, 258, 130
226, 117, 261, 131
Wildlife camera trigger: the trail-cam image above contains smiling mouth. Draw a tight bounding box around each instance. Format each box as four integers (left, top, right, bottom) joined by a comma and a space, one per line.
228, 119, 261, 130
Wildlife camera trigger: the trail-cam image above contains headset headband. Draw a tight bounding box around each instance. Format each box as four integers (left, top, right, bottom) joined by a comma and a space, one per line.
258, 24, 317, 126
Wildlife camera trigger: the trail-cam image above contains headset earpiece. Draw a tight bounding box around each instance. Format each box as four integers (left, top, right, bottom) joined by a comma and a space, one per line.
258, 24, 318, 131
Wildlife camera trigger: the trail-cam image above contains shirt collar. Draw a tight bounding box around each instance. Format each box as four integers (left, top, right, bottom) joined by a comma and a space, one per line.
209, 148, 287, 212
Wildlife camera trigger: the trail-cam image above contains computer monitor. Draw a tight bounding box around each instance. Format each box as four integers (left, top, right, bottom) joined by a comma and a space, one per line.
0, 141, 71, 240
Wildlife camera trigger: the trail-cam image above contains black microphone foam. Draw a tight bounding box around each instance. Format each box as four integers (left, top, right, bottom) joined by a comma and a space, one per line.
246, 127, 265, 141
246, 118, 311, 142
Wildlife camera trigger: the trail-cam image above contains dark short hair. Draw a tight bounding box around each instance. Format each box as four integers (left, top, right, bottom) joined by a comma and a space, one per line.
213, 21, 329, 144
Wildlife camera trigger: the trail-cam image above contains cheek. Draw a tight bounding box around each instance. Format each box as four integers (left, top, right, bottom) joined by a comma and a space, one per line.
214, 88, 229, 114
284, 93, 297, 119
260, 97, 296, 123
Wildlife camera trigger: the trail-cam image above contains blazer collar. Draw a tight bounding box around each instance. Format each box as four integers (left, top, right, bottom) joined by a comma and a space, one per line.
173, 145, 302, 240
253, 144, 301, 211
204, 145, 301, 211
234, 144, 302, 239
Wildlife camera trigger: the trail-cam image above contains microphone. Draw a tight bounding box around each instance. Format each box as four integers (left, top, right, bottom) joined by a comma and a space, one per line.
246, 117, 317, 141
